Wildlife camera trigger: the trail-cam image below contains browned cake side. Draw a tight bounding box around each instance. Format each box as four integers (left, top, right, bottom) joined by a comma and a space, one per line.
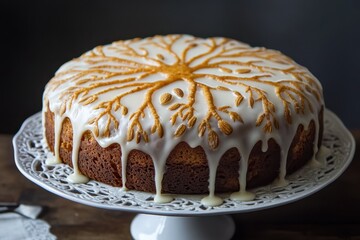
45, 108, 323, 194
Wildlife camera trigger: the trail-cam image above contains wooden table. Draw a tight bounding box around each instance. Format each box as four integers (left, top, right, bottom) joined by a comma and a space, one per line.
1, 132, 360, 240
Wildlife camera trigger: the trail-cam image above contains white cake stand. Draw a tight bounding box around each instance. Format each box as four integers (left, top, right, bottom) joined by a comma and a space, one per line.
13, 110, 355, 240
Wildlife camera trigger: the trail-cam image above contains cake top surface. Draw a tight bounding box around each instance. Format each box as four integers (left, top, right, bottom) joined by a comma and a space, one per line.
44, 34, 323, 151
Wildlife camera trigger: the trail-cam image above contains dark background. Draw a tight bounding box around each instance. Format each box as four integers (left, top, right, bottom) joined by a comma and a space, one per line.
1, 0, 360, 134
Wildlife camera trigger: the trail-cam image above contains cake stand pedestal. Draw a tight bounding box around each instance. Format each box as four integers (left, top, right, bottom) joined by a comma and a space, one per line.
13, 110, 355, 240
131, 214, 235, 240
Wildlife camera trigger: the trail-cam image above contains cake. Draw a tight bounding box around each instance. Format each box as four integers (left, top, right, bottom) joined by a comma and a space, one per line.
43, 34, 324, 206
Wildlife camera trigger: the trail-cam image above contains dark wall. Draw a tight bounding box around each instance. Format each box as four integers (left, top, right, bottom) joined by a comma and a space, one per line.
2, 0, 360, 134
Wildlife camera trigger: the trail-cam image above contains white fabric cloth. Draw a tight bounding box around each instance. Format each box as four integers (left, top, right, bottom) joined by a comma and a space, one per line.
0, 205, 56, 240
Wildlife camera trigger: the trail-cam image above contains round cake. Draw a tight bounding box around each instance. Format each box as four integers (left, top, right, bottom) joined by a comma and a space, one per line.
43, 34, 324, 206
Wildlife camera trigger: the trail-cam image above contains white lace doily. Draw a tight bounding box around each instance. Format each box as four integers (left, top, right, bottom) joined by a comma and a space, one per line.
0, 213, 56, 240
23, 216, 56, 240
13, 110, 355, 216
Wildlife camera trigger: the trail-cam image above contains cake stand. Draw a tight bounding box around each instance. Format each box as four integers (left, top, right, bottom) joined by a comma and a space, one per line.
13, 110, 355, 240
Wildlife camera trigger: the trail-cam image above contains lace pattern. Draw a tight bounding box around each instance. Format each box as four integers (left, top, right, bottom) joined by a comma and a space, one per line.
23, 217, 56, 240
13, 110, 354, 215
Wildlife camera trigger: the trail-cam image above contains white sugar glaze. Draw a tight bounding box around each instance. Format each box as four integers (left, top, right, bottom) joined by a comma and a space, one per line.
43, 35, 324, 206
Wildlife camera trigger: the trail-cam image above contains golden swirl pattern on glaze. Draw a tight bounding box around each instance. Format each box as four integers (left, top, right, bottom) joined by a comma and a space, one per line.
45, 35, 321, 148
43, 35, 324, 206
